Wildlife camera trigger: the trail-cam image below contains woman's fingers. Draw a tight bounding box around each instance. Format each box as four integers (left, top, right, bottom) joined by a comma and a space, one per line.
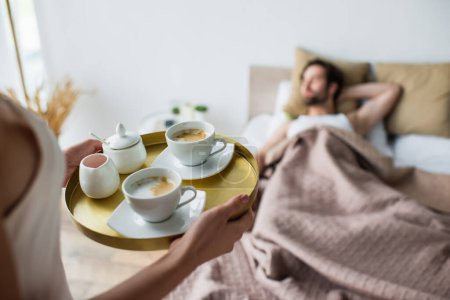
83, 139, 102, 155
89, 139, 103, 152
239, 209, 254, 231
228, 209, 254, 239
217, 194, 250, 219
169, 238, 181, 250
63, 139, 103, 186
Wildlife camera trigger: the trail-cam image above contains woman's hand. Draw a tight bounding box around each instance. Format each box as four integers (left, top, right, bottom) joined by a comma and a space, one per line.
169, 194, 254, 268
63, 139, 103, 186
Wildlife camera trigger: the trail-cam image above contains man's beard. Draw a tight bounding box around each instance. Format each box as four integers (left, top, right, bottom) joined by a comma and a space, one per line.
303, 86, 329, 106
303, 95, 328, 106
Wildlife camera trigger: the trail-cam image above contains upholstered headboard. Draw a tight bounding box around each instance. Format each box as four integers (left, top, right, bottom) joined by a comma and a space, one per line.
248, 65, 291, 119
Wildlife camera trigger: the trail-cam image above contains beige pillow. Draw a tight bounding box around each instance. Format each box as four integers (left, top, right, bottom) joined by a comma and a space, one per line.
376, 63, 450, 137
284, 48, 370, 118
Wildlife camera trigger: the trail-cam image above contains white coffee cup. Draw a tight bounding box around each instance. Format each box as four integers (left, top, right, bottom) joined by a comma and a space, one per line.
165, 121, 227, 166
122, 167, 197, 222
79, 153, 120, 199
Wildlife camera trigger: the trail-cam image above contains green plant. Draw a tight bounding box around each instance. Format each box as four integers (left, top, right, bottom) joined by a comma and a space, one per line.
172, 106, 180, 115
194, 105, 208, 112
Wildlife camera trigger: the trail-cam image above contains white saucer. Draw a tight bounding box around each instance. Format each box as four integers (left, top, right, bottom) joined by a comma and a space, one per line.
107, 190, 206, 238
151, 143, 235, 180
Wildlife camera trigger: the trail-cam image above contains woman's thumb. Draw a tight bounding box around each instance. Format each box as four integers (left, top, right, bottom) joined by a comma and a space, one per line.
220, 194, 250, 218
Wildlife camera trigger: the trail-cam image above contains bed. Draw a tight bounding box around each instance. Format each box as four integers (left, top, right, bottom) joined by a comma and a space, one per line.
165, 62, 450, 300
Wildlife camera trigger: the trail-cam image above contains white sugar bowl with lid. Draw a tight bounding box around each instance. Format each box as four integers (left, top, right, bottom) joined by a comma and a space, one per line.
102, 123, 147, 174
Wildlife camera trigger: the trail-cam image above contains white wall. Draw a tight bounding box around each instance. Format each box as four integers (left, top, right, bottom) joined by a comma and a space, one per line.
0, 1, 22, 99
26, 0, 450, 147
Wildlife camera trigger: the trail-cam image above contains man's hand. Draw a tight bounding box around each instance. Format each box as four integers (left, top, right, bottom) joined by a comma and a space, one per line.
169, 194, 254, 268
63, 139, 103, 186
255, 122, 290, 175
255, 151, 266, 175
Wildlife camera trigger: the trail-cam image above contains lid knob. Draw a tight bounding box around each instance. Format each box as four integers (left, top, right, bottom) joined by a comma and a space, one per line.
116, 123, 127, 137
105, 123, 140, 150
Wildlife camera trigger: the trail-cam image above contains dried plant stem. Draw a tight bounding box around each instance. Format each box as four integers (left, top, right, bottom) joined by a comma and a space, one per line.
3, 79, 81, 137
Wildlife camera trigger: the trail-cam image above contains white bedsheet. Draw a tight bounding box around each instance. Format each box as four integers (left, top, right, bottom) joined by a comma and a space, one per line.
393, 134, 450, 175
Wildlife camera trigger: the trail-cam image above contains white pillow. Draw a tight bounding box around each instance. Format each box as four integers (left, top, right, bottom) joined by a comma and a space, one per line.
267, 81, 291, 137
393, 134, 450, 175
274, 80, 292, 115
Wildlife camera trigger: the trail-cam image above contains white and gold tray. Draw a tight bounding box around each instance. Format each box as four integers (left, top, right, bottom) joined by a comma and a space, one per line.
65, 132, 258, 251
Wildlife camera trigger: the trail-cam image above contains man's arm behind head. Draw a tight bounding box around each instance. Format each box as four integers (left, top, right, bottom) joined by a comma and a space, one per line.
342, 83, 402, 135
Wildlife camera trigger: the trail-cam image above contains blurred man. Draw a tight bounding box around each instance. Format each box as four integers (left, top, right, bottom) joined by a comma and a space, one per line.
256, 59, 401, 169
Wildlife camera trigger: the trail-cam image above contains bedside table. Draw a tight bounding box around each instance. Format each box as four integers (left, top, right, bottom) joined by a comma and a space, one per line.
139, 110, 209, 134
139, 112, 178, 134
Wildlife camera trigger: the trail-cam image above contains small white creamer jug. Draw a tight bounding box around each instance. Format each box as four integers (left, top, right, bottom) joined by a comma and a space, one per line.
79, 153, 120, 199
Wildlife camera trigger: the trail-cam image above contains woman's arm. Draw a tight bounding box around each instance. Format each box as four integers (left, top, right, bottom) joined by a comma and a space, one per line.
91, 194, 254, 300
0, 100, 40, 216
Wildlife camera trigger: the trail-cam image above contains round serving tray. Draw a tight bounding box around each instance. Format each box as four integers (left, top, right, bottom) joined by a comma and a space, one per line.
65, 132, 258, 251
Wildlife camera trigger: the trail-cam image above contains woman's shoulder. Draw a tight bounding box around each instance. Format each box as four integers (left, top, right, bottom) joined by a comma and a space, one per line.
0, 95, 41, 217
0, 95, 37, 132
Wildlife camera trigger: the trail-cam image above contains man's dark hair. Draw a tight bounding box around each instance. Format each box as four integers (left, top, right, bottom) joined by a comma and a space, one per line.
300, 59, 345, 103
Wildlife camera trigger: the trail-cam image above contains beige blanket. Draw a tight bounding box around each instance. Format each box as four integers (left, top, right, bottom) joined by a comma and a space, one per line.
166, 127, 450, 300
